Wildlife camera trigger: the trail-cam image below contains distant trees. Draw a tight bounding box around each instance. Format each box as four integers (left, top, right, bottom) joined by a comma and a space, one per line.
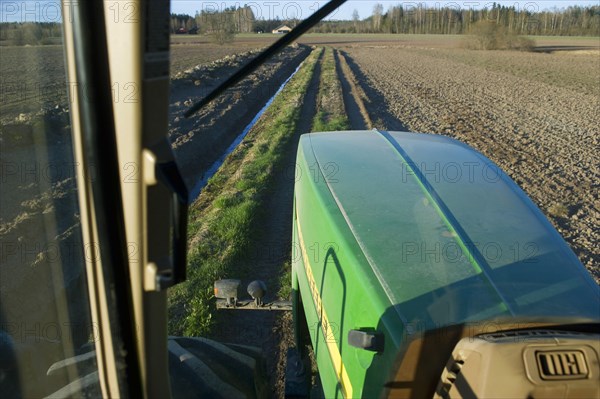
197, 10, 235, 44
465, 20, 535, 51
170, 13, 197, 33
0, 22, 61, 45
372, 4, 384, 32
314, 4, 600, 36
352, 9, 360, 33
171, 7, 257, 40
194, 5, 256, 44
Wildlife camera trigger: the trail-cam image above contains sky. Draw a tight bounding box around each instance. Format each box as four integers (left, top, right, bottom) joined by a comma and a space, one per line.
171, 1, 600, 21
0, 1, 597, 23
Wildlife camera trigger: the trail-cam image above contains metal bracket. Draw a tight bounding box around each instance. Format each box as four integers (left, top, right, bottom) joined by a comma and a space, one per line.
216, 299, 292, 311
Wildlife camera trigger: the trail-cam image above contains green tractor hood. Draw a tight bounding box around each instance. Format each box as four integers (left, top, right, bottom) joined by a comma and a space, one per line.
303, 130, 598, 324
292, 130, 599, 398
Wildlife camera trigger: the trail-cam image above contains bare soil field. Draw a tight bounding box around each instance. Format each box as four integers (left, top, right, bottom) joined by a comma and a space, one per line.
1, 44, 86, 348
170, 34, 278, 75
0, 35, 280, 122
0, 45, 68, 121
0, 36, 306, 247
0, 36, 284, 265
0, 39, 308, 390
299, 33, 600, 50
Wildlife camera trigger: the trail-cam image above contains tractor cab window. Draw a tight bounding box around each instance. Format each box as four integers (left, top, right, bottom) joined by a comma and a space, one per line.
0, 7, 100, 398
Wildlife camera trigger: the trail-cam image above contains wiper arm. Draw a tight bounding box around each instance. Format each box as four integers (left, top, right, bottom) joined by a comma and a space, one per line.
184, 0, 347, 118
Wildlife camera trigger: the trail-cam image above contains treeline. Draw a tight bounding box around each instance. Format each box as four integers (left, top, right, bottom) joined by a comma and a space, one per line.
0, 23, 62, 45
315, 4, 600, 36
173, 3, 600, 37
170, 6, 260, 43
198, 5, 256, 34
170, 6, 257, 35
170, 14, 197, 33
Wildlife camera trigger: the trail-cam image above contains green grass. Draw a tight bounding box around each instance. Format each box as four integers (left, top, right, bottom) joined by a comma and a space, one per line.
168, 47, 323, 337
312, 47, 350, 132
313, 111, 350, 132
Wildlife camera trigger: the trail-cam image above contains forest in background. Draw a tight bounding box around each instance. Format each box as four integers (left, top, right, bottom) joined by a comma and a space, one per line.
0, 3, 598, 46
173, 3, 600, 36
319, 4, 600, 35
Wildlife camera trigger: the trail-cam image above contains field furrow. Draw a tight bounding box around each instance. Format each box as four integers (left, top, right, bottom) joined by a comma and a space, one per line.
336, 50, 372, 130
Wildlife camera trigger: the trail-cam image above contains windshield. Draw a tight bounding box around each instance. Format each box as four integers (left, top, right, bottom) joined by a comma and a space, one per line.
0, 7, 100, 398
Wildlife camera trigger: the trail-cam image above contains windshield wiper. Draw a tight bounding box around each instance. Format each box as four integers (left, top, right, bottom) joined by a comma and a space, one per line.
184, 0, 347, 118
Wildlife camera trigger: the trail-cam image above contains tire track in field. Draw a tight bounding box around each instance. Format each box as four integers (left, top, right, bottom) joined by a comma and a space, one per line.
338, 50, 409, 132
335, 50, 370, 131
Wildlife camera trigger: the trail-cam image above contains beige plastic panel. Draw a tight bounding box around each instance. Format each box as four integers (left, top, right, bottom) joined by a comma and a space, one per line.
434, 332, 600, 399
61, 2, 122, 397
103, 1, 171, 398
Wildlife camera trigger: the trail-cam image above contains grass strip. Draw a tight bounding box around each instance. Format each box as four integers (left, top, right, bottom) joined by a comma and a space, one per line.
312, 47, 350, 132
168, 47, 323, 337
